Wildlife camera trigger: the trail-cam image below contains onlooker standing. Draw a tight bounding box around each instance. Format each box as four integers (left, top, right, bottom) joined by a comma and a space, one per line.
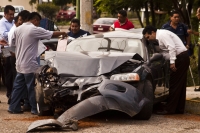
0, 5, 15, 103
109, 10, 134, 31
0, 39, 8, 103
161, 11, 190, 50
142, 25, 190, 115
8, 12, 68, 114
67, 18, 91, 38
7, 10, 30, 104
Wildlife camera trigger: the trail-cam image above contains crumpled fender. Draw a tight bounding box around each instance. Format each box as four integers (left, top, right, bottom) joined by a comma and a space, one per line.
27, 80, 149, 132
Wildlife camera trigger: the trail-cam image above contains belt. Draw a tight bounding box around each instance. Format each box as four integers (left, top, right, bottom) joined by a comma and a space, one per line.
177, 51, 188, 57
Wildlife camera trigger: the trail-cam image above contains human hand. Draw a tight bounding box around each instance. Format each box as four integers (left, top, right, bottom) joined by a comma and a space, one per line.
0, 39, 8, 46
170, 63, 177, 72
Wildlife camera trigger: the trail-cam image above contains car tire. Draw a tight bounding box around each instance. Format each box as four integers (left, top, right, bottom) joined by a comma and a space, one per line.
35, 78, 54, 116
133, 80, 153, 120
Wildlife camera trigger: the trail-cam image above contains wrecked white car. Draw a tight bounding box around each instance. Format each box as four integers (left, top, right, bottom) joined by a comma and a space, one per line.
27, 29, 169, 132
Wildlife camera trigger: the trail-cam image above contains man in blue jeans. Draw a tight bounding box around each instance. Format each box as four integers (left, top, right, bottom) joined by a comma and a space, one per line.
8, 12, 68, 114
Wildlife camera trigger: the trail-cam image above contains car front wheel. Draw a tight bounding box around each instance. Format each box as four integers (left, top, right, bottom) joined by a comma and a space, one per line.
133, 80, 154, 120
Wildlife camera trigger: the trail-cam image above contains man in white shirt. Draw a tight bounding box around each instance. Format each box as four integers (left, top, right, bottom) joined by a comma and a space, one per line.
142, 25, 190, 115
8, 12, 68, 114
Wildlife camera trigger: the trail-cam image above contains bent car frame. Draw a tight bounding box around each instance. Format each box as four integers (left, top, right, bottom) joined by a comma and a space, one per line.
27, 29, 169, 132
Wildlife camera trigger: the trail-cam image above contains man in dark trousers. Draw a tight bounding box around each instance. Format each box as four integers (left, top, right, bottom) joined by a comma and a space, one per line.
8, 12, 68, 114
0, 5, 15, 104
142, 25, 190, 115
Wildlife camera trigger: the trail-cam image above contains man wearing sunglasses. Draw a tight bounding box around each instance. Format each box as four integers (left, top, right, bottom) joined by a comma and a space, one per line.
142, 25, 190, 115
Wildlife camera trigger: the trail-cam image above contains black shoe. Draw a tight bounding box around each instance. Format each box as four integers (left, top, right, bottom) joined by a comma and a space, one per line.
8, 110, 23, 114
7, 98, 11, 104
156, 110, 172, 115
22, 106, 31, 112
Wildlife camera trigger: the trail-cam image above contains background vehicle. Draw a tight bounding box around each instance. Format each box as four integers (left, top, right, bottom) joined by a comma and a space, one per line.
28, 29, 170, 132
0, 6, 24, 19
93, 18, 117, 34
56, 6, 76, 21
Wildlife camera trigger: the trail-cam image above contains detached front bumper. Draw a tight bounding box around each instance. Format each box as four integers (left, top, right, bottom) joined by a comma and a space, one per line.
28, 79, 150, 132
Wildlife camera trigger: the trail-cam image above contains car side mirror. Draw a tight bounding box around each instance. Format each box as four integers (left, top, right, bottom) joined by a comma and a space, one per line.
148, 53, 163, 66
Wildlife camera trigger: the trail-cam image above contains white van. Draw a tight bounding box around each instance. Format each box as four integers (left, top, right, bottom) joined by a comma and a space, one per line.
0, 6, 25, 19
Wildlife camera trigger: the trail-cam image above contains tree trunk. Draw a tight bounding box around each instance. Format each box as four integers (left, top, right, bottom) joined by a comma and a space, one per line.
149, 0, 155, 26
145, 1, 149, 26
136, 10, 144, 28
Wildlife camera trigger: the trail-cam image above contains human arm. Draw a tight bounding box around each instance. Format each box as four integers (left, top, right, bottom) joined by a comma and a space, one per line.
52, 31, 68, 38
0, 39, 8, 46
187, 29, 199, 36
109, 24, 115, 31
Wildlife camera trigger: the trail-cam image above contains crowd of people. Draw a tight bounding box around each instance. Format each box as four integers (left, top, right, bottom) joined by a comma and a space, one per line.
0, 4, 200, 116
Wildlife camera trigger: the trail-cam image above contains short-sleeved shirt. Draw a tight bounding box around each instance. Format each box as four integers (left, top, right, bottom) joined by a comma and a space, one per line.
67, 29, 91, 39
12, 22, 53, 73
8, 24, 16, 46
161, 21, 189, 45
113, 18, 134, 30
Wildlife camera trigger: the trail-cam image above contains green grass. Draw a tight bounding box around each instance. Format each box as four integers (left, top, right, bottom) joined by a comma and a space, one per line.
55, 20, 70, 26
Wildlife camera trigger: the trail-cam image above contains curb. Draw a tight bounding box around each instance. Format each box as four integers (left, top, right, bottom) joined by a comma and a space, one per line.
185, 98, 200, 115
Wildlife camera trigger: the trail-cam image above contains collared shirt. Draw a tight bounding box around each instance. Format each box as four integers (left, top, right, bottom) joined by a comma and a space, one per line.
12, 22, 53, 73
0, 17, 14, 41
113, 18, 134, 30
0, 17, 14, 53
67, 29, 91, 39
161, 21, 189, 45
8, 24, 16, 46
156, 29, 187, 64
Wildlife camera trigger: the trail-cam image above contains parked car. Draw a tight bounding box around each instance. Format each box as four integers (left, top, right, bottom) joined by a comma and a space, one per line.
0, 6, 24, 19
56, 6, 76, 21
93, 17, 117, 34
28, 29, 169, 132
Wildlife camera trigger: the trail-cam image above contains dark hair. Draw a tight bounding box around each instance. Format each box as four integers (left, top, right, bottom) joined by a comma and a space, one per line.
118, 10, 127, 17
4, 5, 15, 14
14, 16, 19, 23
28, 12, 42, 21
142, 25, 157, 35
71, 18, 80, 26
18, 10, 30, 21
170, 10, 179, 17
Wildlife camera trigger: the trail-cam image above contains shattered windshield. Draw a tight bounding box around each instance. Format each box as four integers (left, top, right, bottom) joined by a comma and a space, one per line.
67, 37, 144, 58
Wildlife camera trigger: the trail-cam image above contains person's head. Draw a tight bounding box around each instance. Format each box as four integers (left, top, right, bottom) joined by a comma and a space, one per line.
117, 10, 127, 23
196, 7, 200, 20
14, 16, 20, 27
28, 12, 42, 27
4, 5, 15, 23
170, 10, 180, 24
142, 25, 157, 41
70, 18, 80, 34
18, 10, 30, 25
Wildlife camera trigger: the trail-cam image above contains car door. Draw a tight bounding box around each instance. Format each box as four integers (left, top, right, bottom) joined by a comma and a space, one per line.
146, 40, 169, 103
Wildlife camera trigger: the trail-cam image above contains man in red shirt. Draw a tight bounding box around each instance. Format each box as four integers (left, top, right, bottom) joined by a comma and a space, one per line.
109, 10, 134, 31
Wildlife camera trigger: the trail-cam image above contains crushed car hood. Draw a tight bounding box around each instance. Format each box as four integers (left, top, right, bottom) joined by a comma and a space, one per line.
45, 51, 143, 76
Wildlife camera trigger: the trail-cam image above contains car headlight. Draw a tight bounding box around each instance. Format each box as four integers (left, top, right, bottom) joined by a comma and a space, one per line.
110, 73, 140, 82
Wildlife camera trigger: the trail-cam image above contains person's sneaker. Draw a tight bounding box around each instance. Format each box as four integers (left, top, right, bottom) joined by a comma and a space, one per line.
22, 106, 31, 112
8, 110, 23, 114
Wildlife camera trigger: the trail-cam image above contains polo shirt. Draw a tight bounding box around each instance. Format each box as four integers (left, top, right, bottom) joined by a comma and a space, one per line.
161, 21, 189, 45
12, 22, 53, 73
156, 30, 187, 64
68, 29, 91, 39
113, 18, 134, 30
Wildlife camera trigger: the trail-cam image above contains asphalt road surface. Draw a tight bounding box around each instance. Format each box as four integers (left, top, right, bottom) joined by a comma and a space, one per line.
1, 86, 200, 133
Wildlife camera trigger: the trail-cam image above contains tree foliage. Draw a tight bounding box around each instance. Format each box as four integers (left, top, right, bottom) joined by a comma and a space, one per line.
37, 3, 59, 20
53, 0, 73, 6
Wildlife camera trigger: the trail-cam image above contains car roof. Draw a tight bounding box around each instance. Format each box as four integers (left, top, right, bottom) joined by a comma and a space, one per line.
81, 28, 144, 39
